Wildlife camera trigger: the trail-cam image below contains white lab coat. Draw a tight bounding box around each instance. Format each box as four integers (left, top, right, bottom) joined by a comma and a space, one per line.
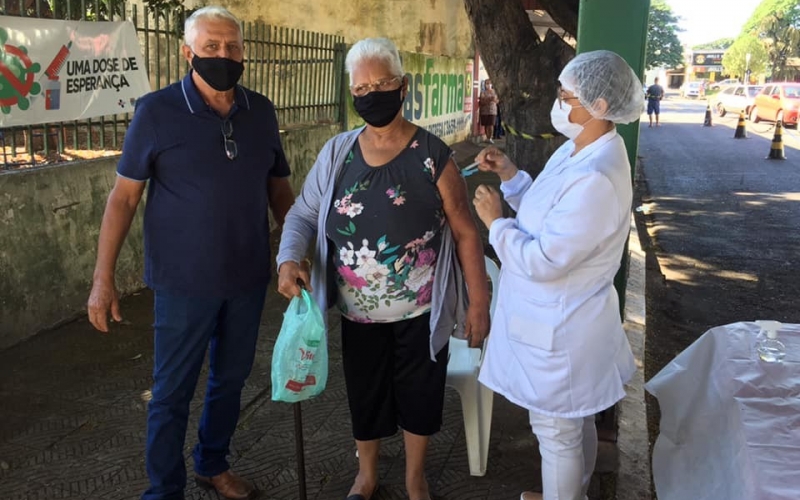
479, 130, 636, 418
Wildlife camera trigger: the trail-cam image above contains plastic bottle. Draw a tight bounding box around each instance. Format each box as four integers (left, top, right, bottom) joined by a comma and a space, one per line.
756, 320, 786, 363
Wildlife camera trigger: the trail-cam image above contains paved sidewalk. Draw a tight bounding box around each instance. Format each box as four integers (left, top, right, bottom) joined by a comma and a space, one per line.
0, 138, 640, 500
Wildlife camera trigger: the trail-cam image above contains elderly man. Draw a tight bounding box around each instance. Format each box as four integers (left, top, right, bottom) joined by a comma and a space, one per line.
86, 6, 293, 500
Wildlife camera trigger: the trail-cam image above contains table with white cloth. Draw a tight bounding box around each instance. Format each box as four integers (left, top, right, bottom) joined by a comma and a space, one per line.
645, 321, 800, 500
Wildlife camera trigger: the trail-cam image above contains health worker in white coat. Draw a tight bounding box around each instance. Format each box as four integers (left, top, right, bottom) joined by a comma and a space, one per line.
472, 50, 643, 500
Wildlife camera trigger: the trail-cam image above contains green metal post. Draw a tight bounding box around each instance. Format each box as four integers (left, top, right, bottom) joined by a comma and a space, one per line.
577, 0, 650, 172
577, 0, 651, 314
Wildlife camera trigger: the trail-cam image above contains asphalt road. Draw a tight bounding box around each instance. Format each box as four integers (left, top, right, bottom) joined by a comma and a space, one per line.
637, 93, 800, 373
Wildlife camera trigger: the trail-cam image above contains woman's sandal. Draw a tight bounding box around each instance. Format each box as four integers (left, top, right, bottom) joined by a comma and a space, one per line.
345, 484, 379, 500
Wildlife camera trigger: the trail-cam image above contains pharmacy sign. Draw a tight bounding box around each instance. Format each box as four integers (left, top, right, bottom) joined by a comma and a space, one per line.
0, 16, 149, 127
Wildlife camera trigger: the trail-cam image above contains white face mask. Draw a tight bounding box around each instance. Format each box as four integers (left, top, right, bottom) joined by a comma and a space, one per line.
550, 98, 585, 140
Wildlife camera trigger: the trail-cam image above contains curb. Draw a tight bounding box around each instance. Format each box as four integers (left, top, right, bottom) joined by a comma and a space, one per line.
617, 214, 653, 500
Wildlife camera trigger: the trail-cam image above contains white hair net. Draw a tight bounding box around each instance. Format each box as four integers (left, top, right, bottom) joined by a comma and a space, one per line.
559, 50, 644, 124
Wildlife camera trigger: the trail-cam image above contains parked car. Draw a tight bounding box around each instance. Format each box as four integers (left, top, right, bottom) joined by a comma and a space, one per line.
710, 78, 740, 91
680, 81, 705, 98
713, 84, 764, 117
750, 82, 800, 128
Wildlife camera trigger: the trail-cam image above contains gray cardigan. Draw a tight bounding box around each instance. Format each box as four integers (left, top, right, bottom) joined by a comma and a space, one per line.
276, 127, 468, 360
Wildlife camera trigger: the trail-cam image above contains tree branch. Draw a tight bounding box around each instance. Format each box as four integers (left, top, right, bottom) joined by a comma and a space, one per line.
536, 0, 580, 38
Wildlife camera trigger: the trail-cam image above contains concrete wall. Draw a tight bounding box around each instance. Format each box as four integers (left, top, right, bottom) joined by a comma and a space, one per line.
178, 0, 475, 59
0, 123, 341, 349
0, 158, 145, 349
280, 124, 341, 195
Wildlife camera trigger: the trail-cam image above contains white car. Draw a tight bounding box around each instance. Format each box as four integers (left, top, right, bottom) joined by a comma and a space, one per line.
680, 82, 705, 98
713, 84, 763, 117
710, 79, 740, 91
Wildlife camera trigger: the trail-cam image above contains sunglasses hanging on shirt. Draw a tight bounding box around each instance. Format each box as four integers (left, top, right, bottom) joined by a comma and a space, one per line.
221, 119, 237, 160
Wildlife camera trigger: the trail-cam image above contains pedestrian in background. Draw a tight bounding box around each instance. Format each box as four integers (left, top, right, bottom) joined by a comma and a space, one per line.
276, 37, 490, 500
87, 6, 294, 500
479, 78, 499, 143
646, 76, 665, 127
472, 50, 642, 500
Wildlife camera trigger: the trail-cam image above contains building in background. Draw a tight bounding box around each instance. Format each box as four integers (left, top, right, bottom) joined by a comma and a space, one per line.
785, 57, 800, 82
686, 49, 726, 83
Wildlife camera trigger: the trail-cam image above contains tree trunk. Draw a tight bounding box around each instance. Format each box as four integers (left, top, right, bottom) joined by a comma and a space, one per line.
463, 0, 576, 177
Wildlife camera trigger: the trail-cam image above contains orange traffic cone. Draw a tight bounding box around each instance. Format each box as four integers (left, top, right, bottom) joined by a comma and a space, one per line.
766, 120, 786, 160
703, 104, 713, 126
733, 110, 747, 139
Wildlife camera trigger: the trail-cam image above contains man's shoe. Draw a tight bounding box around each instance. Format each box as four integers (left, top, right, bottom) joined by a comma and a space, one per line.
195, 470, 260, 500
520, 492, 543, 500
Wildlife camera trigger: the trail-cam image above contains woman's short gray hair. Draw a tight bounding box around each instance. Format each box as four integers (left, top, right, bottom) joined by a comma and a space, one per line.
184, 6, 242, 49
345, 38, 404, 83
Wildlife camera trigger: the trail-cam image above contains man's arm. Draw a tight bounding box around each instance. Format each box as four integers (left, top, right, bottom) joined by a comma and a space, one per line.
87, 177, 146, 332
268, 176, 295, 228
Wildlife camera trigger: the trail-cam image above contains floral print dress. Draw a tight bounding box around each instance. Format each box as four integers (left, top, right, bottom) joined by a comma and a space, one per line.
326, 128, 452, 323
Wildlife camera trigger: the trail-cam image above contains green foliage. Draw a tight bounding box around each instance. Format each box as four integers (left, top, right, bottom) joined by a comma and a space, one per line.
692, 38, 735, 50
145, 0, 198, 23
645, 0, 684, 70
741, 0, 800, 33
0, 0, 49, 17
42, 0, 194, 27
146, 0, 186, 14
144, 0, 200, 38
47, 0, 123, 21
722, 35, 769, 78
740, 0, 800, 79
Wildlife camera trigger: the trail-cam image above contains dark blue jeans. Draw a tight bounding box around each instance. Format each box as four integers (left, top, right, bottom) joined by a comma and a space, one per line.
141, 286, 267, 500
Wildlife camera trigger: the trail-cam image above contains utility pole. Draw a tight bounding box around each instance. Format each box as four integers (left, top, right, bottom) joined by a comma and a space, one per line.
745, 52, 751, 84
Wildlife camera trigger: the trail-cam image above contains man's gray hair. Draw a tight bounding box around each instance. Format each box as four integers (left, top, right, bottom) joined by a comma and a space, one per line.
345, 38, 404, 84
184, 6, 241, 49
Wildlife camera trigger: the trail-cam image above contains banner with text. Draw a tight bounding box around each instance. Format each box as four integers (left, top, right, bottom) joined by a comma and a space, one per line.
0, 16, 150, 127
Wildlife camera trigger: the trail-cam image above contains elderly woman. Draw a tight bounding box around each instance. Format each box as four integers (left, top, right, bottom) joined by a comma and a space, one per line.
472, 50, 643, 500
479, 78, 499, 143
276, 38, 490, 500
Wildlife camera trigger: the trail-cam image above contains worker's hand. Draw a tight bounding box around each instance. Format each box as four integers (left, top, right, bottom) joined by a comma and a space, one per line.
473, 184, 503, 229
277, 260, 312, 299
87, 280, 121, 333
475, 147, 518, 181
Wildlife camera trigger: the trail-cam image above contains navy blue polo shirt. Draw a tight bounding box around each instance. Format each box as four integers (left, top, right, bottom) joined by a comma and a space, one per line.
117, 72, 291, 296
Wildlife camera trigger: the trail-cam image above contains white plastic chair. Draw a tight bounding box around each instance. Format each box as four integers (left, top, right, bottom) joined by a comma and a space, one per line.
446, 255, 499, 477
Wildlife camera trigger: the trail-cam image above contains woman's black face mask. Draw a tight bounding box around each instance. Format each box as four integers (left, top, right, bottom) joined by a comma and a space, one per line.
353, 87, 405, 127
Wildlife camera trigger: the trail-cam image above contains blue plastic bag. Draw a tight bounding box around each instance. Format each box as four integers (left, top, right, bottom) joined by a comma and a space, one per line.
271, 289, 328, 403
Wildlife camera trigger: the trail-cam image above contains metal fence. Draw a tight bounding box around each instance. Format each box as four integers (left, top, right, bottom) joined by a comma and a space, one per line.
1, 0, 346, 169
